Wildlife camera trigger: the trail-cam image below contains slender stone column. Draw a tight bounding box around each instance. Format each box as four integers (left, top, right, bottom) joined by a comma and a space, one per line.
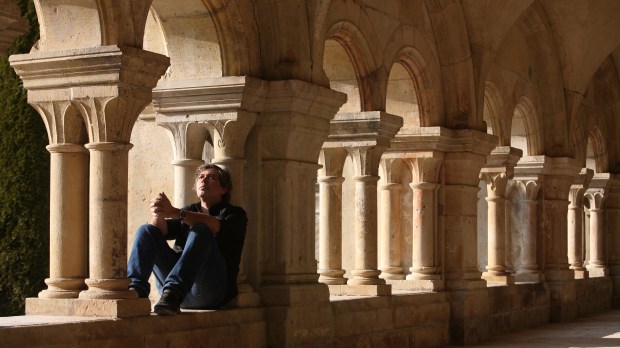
567, 169, 593, 278
513, 179, 542, 282
480, 172, 513, 283
171, 158, 205, 206
39, 143, 89, 298
349, 169, 383, 285
80, 142, 134, 299
404, 156, 442, 288
317, 148, 348, 285
378, 158, 404, 280
585, 188, 609, 277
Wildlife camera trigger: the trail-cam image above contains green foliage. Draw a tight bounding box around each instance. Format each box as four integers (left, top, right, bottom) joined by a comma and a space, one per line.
0, 0, 49, 316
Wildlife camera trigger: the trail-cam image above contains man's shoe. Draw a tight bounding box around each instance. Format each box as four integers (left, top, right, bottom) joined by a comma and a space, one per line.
154, 288, 182, 315
128, 285, 148, 299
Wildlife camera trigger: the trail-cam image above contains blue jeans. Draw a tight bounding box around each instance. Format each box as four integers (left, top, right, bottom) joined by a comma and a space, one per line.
127, 223, 228, 309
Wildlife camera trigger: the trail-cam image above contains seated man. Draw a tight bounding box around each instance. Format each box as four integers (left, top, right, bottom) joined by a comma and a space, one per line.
128, 163, 247, 315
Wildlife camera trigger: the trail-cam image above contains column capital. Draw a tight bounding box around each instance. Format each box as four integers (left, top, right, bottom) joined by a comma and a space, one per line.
11, 45, 170, 143
319, 148, 348, 177
404, 155, 443, 184
569, 168, 594, 207
513, 179, 541, 201
154, 77, 268, 159
480, 172, 509, 197
481, 146, 523, 179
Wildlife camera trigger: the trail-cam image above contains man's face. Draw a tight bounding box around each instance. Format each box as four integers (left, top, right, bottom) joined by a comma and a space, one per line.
195, 168, 227, 203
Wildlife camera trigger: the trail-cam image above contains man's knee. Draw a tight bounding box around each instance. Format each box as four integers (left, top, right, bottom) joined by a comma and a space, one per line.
136, 223, 163, 238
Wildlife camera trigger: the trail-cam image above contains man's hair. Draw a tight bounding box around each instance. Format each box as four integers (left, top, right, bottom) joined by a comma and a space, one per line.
195, 163, 232, 203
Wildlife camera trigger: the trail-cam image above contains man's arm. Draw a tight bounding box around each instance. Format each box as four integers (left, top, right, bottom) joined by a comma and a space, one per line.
151, 192, 221, 234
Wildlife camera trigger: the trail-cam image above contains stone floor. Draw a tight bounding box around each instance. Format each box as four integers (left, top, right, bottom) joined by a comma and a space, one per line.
454, 310, 620, 348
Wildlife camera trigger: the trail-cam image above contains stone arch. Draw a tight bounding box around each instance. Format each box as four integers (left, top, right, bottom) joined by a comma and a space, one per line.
483, 81, 505, 143
585, 126, 609, 174
421, 0, 477, 129
34, 0, 152, 51
515, 3, 569, 156
386, 41, 443, 127
511, 96, 543, 156
146, 0, 259, 80
323, 21, 383, 112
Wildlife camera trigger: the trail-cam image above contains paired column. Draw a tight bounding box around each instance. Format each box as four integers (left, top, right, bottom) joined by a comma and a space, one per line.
11, 45, 169, 316
605, 177, 620, 307
567, 169, 593, 278
317, 148, 348, 285
513, 179, 542, 282
321, 111, 402, 295
153, 76, 266, 306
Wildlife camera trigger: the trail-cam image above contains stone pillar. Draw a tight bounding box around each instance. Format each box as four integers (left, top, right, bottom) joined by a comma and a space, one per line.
440, 129, 496, 345
323, 111, 402, 295
585, 173, 611, 277
11, 45, 169, 317
516, 156, 581, 322
479, 146, 521, 285
378, 158, 405, 280
253, 80, 346, 347
404, 155, 443, 291
317, 148, 348, 285
153, 76, 267, 306
606, 177, 620, 307
568, 169, 593, 279
42, 144, 89, 298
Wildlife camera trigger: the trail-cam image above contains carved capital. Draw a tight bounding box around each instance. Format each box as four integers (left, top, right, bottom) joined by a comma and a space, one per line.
318, 148, 347, 177
480, 172, 508, 197
585, 190, 607, 210
405, 156, 443, 184
514, 179, 541, 201
29, 100, 87, 145
347, 147, 386, 177
158, 121, 209, 160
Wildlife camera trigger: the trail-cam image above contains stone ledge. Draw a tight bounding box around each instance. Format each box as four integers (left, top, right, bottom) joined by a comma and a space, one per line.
25, 298, 151, 318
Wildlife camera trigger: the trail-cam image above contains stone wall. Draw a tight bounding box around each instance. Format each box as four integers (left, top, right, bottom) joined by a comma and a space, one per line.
487, 283, 550, 336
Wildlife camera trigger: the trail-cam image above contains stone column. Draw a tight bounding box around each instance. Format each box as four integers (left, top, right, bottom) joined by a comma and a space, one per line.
567, 169, 593, 279
23, 99, 90, 300
41, 144, 89, 298
378, 158, 404, 280
606, 177, 620, 307
480, 172, 511, 282
317, 148, 348, 285
404, 155, 443, 290
479, 146, 521, 285
153, 76, 267, 306
11, 45, 169, 317
585, 173, 611, 277
323, 111, 402, 295
516, 156, 581, 322
347, 147, 384, 287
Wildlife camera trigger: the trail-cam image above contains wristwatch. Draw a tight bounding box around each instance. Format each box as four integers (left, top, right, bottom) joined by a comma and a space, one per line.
179, 208, 187, 222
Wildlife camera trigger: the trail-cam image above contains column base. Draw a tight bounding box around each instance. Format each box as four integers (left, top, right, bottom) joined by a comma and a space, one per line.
25, 297, 151, 317
327, 284, 392, 296
574, 270, 589, 279
586, 267, 609, 277
482, 273, 515, 285
387, 279, 445, 291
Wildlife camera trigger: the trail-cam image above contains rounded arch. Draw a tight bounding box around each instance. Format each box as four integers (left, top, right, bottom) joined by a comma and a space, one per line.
515, 3, 569, 156
146, 0, 259, 80
421, 0, 477, 129
323, 21, 383, 112
511, 96, 543, 156
585, 126, 609, 174
384, 27, 444, 127
483, 81, 505, 144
